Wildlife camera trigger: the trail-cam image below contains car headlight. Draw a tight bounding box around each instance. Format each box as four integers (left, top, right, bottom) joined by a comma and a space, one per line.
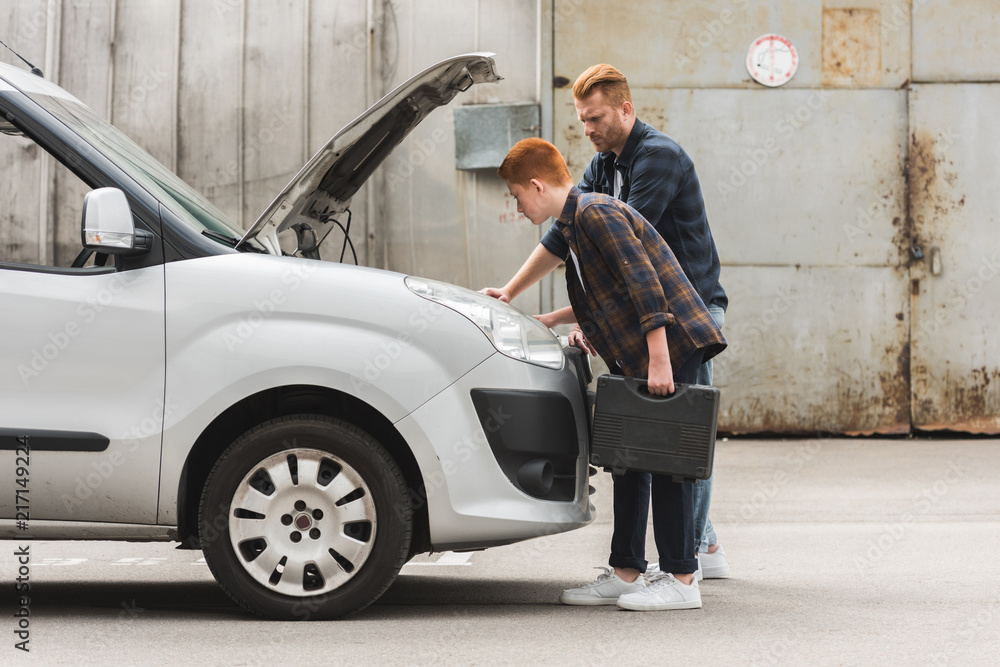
405, 276, 564, 371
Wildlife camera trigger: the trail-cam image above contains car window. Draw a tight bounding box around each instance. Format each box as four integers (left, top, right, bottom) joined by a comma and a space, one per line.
31, 93, 265, 253
0, 129, 105, 269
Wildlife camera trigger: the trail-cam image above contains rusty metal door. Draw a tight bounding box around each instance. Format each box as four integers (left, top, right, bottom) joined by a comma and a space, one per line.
905, 2, 1000, 433
550, 0, 912, 434
908, 90, 1000, 431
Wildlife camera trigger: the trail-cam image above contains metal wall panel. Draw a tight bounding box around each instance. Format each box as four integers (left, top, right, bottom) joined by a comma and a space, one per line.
3, 1, 999, 434
3, 0, 541, 283
553, 0, 910, 89
913, 1, 1000, 82
379, 0, 477, 286
177, 0, 243, 226
717, 265, 910, 433
379, 0, 543, 313
307, 0, 371, 264
54, 0, 113, 267
553, 85, 910, 433
111, 0, 179, 168
241, 0, 307, 230
1, 0, 51, 265
471, 0, 545, 315
0, 132, 43, 264
552, 1, 916, 433
909, 83, 1000, 432
556, 87, 909, 267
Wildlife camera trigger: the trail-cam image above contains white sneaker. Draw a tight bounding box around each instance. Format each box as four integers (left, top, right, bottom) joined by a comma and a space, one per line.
617, 572, 701, 611
700, 545, 730, 578
646, 561, 702, 582
560, 567, 645, 606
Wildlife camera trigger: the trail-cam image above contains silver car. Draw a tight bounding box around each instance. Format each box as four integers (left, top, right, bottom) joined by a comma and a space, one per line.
0, 53, 594, 619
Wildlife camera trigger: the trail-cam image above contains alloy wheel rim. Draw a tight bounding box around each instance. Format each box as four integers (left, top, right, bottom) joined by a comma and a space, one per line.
227, 448, 378, 597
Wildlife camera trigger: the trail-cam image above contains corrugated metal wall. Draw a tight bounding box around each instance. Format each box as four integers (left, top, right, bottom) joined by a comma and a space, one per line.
908, 2, 1000, 433
551, 0, 1000, 434
3, 0, 998, 433
1, 0, 545, 314
374, 0, 546, 314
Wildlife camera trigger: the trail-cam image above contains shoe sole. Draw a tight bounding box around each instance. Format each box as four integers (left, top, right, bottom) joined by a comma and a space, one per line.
617, 599, 702, 611
701, 565, 730, 578
559, 595, 622, 606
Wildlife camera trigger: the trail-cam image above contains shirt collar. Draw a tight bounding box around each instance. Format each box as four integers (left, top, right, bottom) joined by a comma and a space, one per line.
557, 186, 583, 225
594, 118, 645, 177
613, 118, 646, 169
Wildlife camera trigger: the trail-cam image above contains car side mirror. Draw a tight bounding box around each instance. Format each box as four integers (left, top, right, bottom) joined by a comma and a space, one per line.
81, 187, 152, 255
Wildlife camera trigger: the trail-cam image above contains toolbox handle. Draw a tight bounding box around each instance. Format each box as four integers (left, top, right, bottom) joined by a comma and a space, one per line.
626, 377, 692, 401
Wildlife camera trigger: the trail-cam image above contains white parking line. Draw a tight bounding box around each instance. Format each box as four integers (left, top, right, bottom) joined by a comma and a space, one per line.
403, 551, 473, 567
435, 551, 473, 565
34, 558, 88, 567
112, 557, 169, 566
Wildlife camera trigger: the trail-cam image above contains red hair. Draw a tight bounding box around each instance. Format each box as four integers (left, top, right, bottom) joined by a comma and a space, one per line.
497, 138, 573, 187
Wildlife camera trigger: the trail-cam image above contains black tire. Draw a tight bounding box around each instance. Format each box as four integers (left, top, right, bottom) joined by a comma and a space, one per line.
198, 415, 412, 620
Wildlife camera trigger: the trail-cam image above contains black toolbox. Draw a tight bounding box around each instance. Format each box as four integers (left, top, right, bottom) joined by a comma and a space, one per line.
590, 375, 720, 482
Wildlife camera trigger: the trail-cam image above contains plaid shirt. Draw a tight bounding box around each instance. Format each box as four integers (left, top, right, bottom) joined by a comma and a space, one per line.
556, 187, 726, 378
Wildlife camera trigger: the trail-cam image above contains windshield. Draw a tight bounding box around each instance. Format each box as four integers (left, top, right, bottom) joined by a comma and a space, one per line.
31, 93, 265, 252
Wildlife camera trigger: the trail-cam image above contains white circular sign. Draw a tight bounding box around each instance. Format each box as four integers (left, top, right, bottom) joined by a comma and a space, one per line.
746, 34, 798, 87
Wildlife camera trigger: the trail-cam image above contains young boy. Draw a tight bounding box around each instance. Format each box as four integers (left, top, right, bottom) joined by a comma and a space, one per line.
497, 138, 726, 610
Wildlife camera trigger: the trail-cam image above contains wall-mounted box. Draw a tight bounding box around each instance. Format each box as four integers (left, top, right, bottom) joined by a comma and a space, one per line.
453, 103, 541, 170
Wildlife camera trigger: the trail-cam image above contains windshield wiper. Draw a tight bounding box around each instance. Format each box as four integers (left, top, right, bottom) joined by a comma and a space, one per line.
202, 229, 239, 246
202, 228, 269, 253
203, 229, 265, 252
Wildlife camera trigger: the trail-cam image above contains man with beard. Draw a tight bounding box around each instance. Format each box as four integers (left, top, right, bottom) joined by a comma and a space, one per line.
481, 64, 730, 592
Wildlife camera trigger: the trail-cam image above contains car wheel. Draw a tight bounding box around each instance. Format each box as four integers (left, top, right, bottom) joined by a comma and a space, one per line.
199, 415, 412, 620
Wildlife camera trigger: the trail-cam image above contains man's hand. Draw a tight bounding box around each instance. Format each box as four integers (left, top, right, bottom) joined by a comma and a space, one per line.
479, 287, 511, 303
568, 324, 596, 356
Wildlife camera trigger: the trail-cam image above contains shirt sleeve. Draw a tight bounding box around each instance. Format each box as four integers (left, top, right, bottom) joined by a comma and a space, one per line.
579, 203, 673, 334
539, 222, 569, 260
625, 144, 683, 230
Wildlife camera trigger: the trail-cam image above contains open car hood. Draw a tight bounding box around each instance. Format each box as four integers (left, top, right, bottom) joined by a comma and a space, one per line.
237, 52, 502, 254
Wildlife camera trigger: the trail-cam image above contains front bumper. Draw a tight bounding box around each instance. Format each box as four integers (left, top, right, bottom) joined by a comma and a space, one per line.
394, 348, 594, 551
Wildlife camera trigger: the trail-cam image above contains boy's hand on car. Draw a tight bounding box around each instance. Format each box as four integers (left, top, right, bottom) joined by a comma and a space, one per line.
568, 325, 596, 356
479, 287, 511, 303
534, 312, 559, 329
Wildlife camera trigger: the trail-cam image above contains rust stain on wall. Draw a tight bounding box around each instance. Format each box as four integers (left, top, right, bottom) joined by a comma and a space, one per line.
822, 8, 882, 87
906, 125, 996, 432
720, 331, 912, 436
919, 366, 1000, 433
908, 131, 937, 198
908, 130, 964, 230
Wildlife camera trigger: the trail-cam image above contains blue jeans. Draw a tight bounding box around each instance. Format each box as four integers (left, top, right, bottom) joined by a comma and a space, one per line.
609, 352, 702, 575
693, 304, 725, 553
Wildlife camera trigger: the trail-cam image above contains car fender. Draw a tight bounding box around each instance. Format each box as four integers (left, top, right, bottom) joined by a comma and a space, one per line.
159, 254, 496, 521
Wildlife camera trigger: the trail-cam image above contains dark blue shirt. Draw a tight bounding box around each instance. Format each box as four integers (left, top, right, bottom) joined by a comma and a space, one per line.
540, 119, 727, 310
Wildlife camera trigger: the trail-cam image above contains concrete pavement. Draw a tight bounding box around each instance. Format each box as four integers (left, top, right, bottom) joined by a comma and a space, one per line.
3, 438, 999, 665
